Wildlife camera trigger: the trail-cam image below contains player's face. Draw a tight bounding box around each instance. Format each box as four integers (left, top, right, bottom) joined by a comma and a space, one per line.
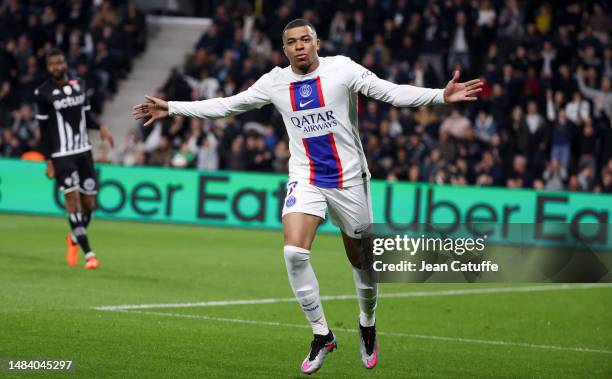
283, 26, 320, 73
47, 55, 68, 81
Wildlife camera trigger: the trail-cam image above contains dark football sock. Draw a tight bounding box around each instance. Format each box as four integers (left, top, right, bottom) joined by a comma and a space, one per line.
68, 212, 93, 255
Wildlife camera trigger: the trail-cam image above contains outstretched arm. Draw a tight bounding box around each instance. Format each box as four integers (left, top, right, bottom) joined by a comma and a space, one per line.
133, 74, 272, 127
364, 70, 482, 106
347, 58, 482, 106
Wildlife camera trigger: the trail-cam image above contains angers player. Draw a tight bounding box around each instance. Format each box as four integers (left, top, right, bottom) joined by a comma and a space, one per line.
134, 20, 482, 374
35, 48, 114, 269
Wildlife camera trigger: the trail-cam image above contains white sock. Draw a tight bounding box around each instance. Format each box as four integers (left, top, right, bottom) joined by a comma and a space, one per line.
284, 245, 329, 335
85, 252, 96, 259
353, 267, 377, 327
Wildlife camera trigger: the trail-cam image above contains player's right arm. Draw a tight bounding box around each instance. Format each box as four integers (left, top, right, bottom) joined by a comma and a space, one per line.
133, 73, 272, 127
34, 88, 54, 178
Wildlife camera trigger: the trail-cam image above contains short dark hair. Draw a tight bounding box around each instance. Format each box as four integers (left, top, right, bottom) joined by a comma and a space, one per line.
283, 18, 317, 37
46, 47, 65, 62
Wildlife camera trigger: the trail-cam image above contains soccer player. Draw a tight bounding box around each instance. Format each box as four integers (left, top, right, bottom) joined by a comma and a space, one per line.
35, 48, 114, 269
133, 20, 482, 374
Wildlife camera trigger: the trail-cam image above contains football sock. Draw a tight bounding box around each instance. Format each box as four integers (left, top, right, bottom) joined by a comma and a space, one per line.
83, 213, 91, 229
284, 245, 329, 335
68, 212, 93, 255
71, 214, 91, 244
352, 267, 377, 327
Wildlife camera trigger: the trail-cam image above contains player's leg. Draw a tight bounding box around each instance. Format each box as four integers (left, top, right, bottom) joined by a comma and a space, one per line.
283, 212, 328, 334
341, 231, 378, 368
63, 189, 80, 266
281, 180, 336, 374
64, 190, 97, 266
78, 151, 98, 230
76, 152, 99, 269
53, 156, 81, 266
80, 194, 96, 230
325, 181, 378, 369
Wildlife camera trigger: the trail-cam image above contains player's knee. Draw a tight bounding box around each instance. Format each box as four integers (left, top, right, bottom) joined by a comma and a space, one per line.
283, 245, 311, 270
64, 192, 80, 212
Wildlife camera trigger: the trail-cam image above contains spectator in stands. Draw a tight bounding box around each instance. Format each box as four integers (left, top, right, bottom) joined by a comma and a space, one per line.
195, 132, 219, 171
473, 108, 496, 143
272, 140, 289, 173
84, 0, 611, 194
550, 108, 573, 170
543, 159, 567, 191
440, 108, 471, 139
11, 103, 38, 152
507, 155, 533, 188
148, 136, 173, 167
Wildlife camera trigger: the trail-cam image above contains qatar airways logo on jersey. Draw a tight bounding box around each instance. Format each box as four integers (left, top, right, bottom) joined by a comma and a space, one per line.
53, 93, 86, 110
290, 110, 338, 133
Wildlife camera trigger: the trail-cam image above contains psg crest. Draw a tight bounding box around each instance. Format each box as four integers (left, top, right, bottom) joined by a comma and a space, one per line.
299, 84, 312, 98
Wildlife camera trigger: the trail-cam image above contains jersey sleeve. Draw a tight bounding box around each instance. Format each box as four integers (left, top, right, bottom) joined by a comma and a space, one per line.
168, 72, 272, 119
345, 58, 445, 107
34, 88, 52, 159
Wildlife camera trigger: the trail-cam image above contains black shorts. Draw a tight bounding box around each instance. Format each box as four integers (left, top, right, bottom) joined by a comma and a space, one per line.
52, 151, 98, 195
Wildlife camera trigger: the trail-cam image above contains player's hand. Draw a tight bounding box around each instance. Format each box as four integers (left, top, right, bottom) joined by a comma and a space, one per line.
99, 125, 114, 148
46, 160, 55, 179
443, 71, 483, 103
132, 96, 169, 127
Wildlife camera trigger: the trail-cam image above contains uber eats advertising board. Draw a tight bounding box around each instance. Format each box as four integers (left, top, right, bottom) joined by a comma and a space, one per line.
0, 158, 610, 250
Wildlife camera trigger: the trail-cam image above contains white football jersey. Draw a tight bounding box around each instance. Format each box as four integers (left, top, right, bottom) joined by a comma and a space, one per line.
169, 55, 445, 188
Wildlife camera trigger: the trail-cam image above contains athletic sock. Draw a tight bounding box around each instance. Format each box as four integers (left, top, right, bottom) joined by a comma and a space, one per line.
67, 212, 93, 255
83, 213, 91, 229
283, 245, 329, 335
85, 252, 96, 259
352, 266, 378, 327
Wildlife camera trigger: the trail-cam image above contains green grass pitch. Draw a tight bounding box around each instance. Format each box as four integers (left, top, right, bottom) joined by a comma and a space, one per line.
0, 213, 611, 378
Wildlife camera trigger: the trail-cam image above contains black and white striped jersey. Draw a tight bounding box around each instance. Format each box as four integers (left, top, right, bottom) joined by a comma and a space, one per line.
34, 77, 100, 158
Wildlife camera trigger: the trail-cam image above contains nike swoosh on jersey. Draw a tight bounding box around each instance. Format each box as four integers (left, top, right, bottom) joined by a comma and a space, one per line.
299, 99, 315, 107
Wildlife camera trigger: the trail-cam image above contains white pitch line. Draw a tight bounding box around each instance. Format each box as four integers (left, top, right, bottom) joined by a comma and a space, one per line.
92, 283, 612, 311
113, 309, 612, 355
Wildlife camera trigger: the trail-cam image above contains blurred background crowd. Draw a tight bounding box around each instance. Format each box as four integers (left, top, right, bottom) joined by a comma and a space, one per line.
0, 0, 146, 157
1, 0, 611, 193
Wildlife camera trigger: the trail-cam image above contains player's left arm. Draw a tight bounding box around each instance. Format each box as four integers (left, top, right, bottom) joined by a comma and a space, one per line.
347, 58, 482, 106
83, 81, 114, 147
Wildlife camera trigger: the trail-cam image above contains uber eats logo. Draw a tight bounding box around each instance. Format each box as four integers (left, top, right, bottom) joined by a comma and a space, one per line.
46, 166, 611, 246
382, 187, 610, 245
53, 172, 290, 223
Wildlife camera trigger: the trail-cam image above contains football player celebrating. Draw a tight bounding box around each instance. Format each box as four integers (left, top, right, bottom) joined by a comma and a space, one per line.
133, 19, 482, 374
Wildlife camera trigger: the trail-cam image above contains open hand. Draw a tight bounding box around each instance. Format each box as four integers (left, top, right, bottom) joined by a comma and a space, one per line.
132, 96, 169, 127
443, 71, 483, 103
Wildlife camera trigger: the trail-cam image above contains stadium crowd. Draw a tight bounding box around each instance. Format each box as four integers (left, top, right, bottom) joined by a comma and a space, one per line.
1, 1, 611, 193
0, 0, 146, 157
130, 0, 611, 193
